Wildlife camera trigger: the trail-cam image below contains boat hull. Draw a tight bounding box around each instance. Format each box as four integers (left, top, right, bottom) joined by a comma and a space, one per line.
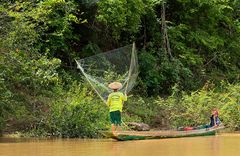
101, 125, 224, 141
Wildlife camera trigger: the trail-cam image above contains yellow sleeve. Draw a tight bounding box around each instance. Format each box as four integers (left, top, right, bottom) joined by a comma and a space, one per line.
122, 93, 127, 101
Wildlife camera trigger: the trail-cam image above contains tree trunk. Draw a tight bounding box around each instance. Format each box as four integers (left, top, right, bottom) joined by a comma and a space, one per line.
161, 1, 173, 60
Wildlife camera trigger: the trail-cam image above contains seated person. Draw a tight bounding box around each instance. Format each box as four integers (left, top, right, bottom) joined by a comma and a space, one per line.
210, 115, 215, 127
209, 108, 221, 127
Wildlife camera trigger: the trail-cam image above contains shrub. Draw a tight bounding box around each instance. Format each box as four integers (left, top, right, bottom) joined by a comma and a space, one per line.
34, 82, 109, 138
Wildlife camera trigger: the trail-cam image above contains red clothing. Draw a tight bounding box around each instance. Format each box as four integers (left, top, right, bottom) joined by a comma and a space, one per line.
184, 127, 193, 131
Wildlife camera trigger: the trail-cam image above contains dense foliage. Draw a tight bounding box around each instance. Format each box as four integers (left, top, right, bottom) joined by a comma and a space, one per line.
0, 0, 239, 136
126, 82, 240, 130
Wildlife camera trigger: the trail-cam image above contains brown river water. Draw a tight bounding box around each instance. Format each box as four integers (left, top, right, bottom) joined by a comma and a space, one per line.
0, 133, 239, 156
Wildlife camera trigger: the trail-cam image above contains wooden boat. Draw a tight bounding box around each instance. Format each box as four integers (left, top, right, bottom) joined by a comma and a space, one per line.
101, 125, 224, 141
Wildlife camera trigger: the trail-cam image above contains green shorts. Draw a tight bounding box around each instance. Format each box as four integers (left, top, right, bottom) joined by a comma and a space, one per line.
110, 110, 121, 125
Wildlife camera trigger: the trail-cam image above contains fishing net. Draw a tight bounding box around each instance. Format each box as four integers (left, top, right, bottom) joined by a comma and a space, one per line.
76, 43, 138, 103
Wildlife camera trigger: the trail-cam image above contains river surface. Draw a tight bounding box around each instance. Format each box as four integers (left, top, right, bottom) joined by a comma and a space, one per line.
0, 133, 239, 156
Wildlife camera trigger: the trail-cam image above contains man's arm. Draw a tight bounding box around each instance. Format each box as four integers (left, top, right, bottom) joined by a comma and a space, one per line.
122, 93, 127, 101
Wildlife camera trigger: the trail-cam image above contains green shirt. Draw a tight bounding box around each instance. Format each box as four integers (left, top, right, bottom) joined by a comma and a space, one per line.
107, 92, 127, 112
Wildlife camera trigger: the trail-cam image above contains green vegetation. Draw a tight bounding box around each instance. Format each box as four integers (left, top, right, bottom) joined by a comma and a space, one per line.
126, 82, 240, 130
0, 0, 239, 137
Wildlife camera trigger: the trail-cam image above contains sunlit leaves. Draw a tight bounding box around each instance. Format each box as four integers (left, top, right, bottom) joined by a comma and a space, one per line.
154, 82, 240, 129
1, 0, 84, 56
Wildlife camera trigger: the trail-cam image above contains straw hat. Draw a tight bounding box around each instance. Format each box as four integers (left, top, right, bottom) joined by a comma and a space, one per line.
108, 82, 122, 90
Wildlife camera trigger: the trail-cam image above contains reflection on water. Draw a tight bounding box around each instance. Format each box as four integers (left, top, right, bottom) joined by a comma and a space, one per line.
0, 134, 239, 156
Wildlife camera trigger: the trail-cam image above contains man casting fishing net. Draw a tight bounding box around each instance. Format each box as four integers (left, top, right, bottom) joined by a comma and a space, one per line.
107, 82, 127, 132
76, 43, 138, 132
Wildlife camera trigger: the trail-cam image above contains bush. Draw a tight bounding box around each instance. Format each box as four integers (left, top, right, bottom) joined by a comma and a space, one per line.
220, 83, 240, 130
125, 96, 169, 128
127, 82, 240, 130
33, 82, 109, 138
154, 82, 240, 129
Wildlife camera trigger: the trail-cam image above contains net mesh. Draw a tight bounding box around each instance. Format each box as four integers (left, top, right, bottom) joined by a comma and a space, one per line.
76, 43, 138, 103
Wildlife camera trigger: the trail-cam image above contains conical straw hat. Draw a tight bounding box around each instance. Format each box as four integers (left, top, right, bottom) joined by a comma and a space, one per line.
108, 82, 122, 90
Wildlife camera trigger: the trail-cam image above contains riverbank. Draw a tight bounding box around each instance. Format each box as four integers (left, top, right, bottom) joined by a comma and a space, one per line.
1, 127, 238, 140
1, 84, 239, 138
